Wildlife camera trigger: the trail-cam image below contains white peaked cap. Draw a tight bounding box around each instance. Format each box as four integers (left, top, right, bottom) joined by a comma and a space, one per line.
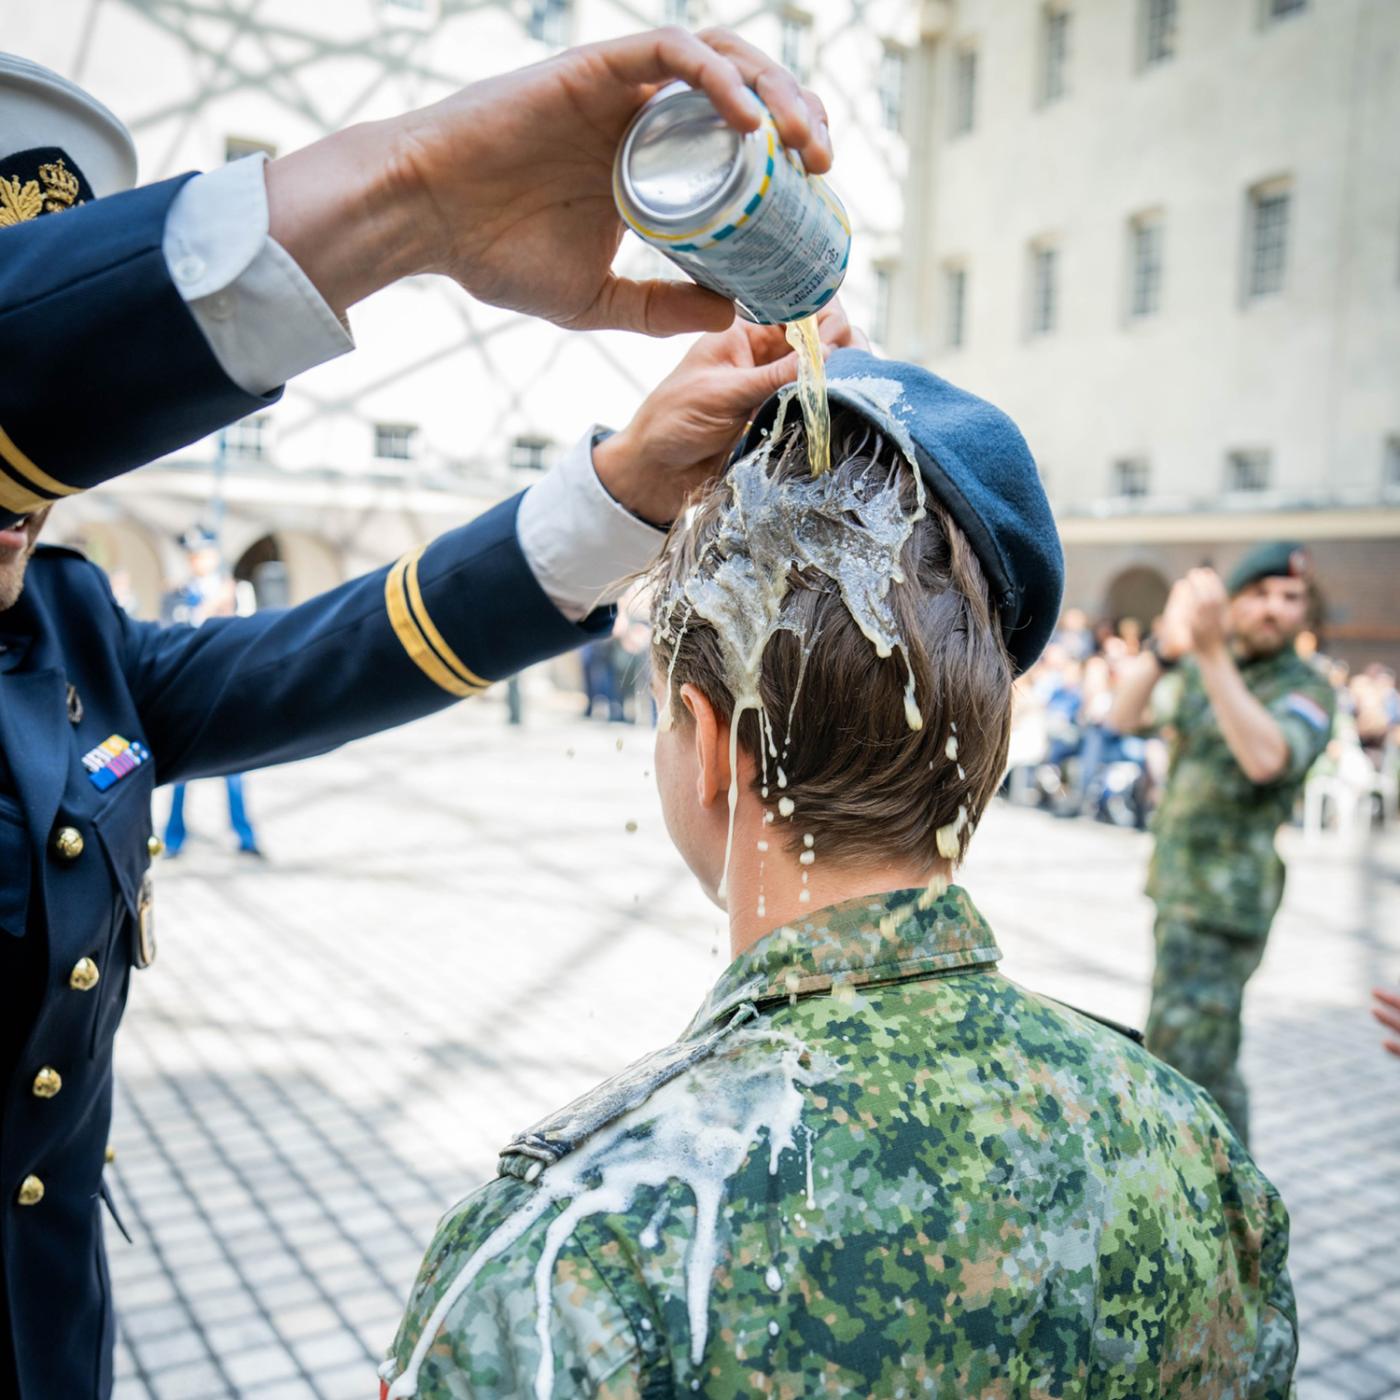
0, 52, 137, 196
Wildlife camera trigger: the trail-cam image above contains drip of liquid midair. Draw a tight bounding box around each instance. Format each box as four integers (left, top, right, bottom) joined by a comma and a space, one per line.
784, 315, 830, 478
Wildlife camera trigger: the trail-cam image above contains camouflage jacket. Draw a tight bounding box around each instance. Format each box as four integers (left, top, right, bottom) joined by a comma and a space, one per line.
1147, 648, 1335, 934
382, 886, 1296, 1399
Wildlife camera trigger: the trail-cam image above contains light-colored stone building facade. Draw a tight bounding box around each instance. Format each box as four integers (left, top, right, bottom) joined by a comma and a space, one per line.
901, 0, 1400, 666
12, 0, 916, 617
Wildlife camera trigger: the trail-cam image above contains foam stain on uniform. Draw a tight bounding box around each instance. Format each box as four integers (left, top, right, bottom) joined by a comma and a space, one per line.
385, 1028, 829, 1400
652, 384, 926, 901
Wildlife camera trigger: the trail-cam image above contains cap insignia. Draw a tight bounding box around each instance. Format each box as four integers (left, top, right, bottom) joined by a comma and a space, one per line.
0, 153, 89, 229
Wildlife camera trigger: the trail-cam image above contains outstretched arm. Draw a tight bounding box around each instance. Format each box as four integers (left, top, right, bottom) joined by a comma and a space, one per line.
266, 26, 831, 333
0, 27, 829, 528
122, 303, 861, 780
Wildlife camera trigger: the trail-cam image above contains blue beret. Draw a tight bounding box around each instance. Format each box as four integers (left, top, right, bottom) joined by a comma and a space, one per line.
1226, 540, 1311, 596
735, 349, 1063, 674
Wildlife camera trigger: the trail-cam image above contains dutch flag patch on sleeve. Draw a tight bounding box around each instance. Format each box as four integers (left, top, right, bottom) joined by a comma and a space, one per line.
1283, 692, 1330, 734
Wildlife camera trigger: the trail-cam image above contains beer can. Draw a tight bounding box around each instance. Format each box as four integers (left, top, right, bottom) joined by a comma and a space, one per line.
613, 82, 850, 325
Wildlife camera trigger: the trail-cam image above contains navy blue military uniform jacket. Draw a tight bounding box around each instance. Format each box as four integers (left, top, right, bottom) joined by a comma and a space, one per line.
0, 173, 608, 1398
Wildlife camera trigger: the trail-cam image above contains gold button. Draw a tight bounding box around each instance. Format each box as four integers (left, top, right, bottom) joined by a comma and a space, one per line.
53, 826, 84, 861
31, 1067, 61, 1099
69, 957, 100, 992
17, 1176, 44, 1207
104, 1146, 116, 1165
148, 835, 164, 858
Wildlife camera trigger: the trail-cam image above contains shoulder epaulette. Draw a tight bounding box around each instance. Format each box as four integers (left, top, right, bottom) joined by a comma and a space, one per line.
498, 1003, 758, 1183
1045, 996, 1145, 1045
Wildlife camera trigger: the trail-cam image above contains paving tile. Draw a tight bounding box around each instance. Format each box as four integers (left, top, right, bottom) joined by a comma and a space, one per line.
132, 1327, 209, 1372
220, 1343, 301, 1389
146, 1357, 231, 1399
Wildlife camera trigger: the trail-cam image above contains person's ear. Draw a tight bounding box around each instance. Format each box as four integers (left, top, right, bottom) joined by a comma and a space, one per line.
679, 683, 728, 808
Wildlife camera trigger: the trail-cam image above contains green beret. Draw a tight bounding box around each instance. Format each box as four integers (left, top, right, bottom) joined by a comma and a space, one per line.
1227, 540, 1312, 596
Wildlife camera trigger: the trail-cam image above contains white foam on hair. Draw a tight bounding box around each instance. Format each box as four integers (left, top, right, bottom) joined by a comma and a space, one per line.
652, 386, 928, 901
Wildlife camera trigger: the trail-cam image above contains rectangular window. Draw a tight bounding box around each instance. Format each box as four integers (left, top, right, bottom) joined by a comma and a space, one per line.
878, 45, 905, 132
225, 136, 276, 163
1128, 213, 1164, 318
1030, 243, 1058, 336
218, 415, 270, 461
945, 265, 967, 348
1113, 457, 1151, 498
950, 47, 977, 136
1385, 435, 1400, 490
661, 0, 693, 24
1247, 183, 1291, 298
1040, 7, 1070, 105
1226, 449, 1272, 492
528, 0, 571, 46
1140, 0, 1176, 67
374, 423, 418, 461
511, 435, 553, 472
780, 12, 813, 84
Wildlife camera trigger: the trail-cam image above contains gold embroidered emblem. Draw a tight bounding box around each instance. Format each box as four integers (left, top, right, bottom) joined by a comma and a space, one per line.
0, 159, 84, 227
0, 175, 43, 227
39, 159, 80, 212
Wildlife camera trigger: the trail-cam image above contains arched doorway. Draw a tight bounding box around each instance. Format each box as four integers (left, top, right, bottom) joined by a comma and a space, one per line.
1104, 565, 1170, 630
233, 531, 342, 610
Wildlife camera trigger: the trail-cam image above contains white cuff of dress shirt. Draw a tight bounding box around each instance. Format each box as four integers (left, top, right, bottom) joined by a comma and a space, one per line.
516, 429, 668, 622
162, 154, 354, 396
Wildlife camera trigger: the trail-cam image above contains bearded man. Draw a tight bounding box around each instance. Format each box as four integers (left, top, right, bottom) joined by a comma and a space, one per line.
1108, 544, 1335, 1143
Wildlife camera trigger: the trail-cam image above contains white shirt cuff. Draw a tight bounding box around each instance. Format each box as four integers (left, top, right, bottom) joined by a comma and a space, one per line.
163, 155, 354, 396
516, 429, 668, 622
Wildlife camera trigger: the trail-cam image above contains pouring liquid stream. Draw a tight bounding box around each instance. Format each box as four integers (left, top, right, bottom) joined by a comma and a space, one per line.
784, 315, 830, 478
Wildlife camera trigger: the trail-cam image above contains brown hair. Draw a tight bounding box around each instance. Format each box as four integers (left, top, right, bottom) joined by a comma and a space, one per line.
648, 409, 1014, 867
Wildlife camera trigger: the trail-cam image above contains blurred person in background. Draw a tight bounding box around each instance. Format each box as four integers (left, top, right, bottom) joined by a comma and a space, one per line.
160, 527, 262, 858
0, 31, 835, 1398
1107, 543, 1335, 1143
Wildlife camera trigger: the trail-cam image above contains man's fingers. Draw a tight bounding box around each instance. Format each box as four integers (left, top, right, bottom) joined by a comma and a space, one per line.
1374, 986, 1400, 1013
697, 27, 832, 171
598, 27, 759, 136
737, 321, 796, 366
594, 276, 735, 336
1372, 990, 1400, 1037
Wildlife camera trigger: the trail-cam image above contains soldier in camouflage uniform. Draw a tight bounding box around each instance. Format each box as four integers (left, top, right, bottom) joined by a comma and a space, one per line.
1110, 543, 1335, 1144
382, 357, 1297, 1398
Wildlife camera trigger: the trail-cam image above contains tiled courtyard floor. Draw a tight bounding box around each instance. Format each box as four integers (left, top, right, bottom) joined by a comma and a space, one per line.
106, 695, 1400, 1399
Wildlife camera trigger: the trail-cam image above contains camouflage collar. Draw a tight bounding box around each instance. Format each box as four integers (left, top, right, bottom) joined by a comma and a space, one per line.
687, 884, 1002, 1035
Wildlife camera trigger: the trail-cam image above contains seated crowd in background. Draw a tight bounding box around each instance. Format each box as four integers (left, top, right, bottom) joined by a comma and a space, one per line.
1006, 607, 1400, 832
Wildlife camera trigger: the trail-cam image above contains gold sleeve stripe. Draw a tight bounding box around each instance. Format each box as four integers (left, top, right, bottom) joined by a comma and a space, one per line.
384, 550, 489, 698
0, 470, 49, 517
401, 549, 490, 691
0, 425, 78, 498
